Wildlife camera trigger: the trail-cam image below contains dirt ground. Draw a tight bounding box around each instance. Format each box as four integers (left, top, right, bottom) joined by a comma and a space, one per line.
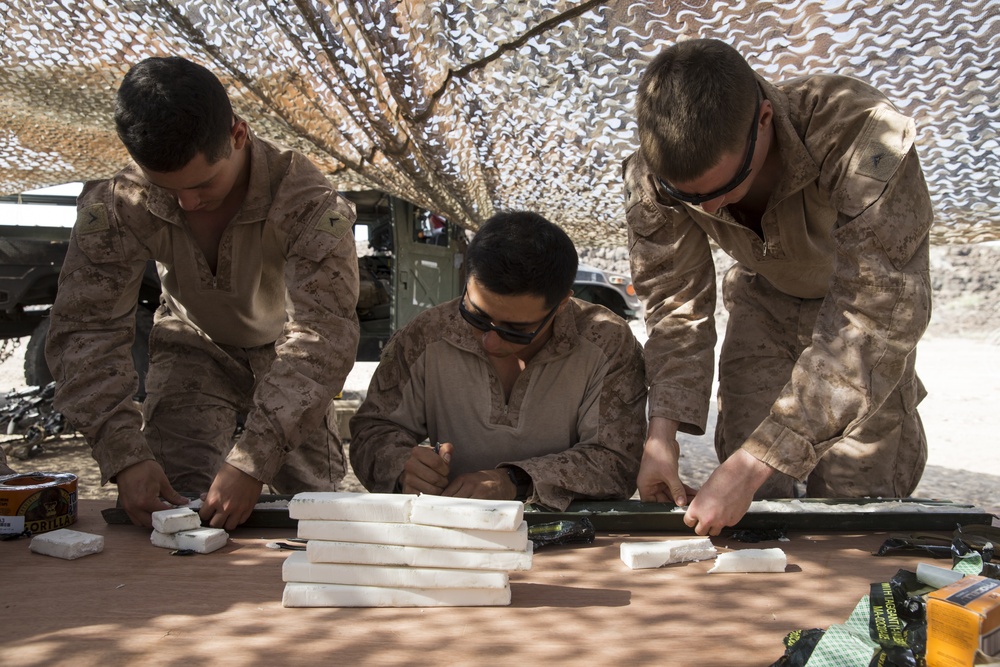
2, 244, 998, 511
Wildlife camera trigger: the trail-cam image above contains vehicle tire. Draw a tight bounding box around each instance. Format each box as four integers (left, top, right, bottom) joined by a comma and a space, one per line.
24, 308, 155, 399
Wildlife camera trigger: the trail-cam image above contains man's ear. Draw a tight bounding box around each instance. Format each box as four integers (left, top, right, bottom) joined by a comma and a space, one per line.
232, 119, 250, 150
759, 99, 774, 132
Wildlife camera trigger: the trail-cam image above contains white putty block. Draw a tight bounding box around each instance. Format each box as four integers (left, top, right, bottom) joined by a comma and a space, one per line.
282, 551, 509, 589
151, 507, 201, 534
620, 538, 717, 570
29, 529, 104, 560
282, 582, 511, 607
150, 527, 229, 554
916, 562, 965, 589
409, 494, 524, 532
288, 492, 414, 522
307, 540, 533, 571
297, 520, 529, 552
708, 548, 787, 573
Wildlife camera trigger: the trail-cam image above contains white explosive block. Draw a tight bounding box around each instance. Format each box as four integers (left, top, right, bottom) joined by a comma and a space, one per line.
282, 582, 511, 608
282, 551, 509, 589
297, 520, 529, 552
307, 540, 533, 571
708, 548, 787, 573
916, 562, 965, 589
288, 492, 414, 522
620, 538, 717, 569
151, 507, 201, 534
409, 494, 524, 532
29, 529, 104, 560
150, 527, 229, 554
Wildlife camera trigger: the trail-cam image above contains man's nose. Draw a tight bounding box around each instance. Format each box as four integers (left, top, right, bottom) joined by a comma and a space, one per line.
480, 330, 506, 353
699, 196, 725, 214
176, 190, 201, 211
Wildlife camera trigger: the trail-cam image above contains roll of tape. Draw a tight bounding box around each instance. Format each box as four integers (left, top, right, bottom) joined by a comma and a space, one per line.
0, 472, 78, 535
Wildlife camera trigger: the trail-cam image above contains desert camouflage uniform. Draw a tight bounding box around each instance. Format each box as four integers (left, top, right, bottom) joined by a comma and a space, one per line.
350, 298, 647, 511
45, 131, 360, 493
624, 74, 933, 497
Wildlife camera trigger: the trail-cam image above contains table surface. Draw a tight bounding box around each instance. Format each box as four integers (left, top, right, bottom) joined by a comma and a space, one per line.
4, 501, 994, 667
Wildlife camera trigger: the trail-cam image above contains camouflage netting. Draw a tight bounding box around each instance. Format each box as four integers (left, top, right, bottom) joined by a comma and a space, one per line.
1, 0, 998, 245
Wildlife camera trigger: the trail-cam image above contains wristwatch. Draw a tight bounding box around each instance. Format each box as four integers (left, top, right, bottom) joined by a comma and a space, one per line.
503, 466, 532, 501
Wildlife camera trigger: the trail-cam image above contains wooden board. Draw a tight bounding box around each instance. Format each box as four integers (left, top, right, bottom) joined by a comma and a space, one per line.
6, 500, 995, 667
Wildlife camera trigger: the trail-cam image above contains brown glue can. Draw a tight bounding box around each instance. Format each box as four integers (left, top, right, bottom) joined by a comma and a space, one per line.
0, 472, 78, 535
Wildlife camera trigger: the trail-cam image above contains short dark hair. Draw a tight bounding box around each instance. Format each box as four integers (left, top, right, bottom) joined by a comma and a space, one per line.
465, 211, 578, 308
636, 39, 758, 182
114, 57, 234, 172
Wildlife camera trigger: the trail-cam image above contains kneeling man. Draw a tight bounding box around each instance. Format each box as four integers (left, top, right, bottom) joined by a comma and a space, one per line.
350, 211, 647, 510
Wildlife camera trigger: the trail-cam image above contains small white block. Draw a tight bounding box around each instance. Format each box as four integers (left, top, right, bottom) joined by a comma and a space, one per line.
281, 582, 511, 607
915, 562, 965, 589
306, 540, 533, 571
151, 507, 201, 534
409, 494, 524, 532
29, 529, 105, 560
297, 520, 529, 552
708, 548, 787, 573
282, 551, 509, 588
150, 527, 229, 554
288, 492, 414, 522
620, 538, 717, 569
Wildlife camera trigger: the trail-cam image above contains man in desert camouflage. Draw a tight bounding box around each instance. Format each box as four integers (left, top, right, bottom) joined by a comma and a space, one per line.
624, 39, 933, 534
46, 57, 360, 530
350, 212, 647, 511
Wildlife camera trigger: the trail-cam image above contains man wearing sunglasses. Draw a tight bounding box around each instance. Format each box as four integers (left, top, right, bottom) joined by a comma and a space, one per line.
624, 39, 934, 535
350, 212, 647, 510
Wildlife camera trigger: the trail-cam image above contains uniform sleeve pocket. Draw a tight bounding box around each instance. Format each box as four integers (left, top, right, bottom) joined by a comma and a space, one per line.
839, 106, 915, 217
290, 195, 357, 263
73, 203, 125, 264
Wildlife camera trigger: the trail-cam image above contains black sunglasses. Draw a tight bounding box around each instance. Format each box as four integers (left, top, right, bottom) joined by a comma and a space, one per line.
458, 286, 559, 345
656, 89, 762, 206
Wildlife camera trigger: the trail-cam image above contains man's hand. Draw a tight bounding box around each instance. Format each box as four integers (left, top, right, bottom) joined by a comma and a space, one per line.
399, 442, 453, 494
115, 460, 189, 528
683, 449, 774, 536
637, 417, 697, 506
442, 469, 515, 500
199, 463, 264, 531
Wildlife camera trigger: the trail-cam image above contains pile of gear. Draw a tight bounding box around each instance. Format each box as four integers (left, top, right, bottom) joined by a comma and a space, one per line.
0, 382, 67, 461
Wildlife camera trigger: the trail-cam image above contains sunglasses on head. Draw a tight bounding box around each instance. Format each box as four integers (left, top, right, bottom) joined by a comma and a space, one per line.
458, 285, 558, 345
655, 88, 762, 206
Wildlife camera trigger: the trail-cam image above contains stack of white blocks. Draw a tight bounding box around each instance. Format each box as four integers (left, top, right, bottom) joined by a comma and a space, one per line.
283, 492, 532, 607
150, 507, 229, 554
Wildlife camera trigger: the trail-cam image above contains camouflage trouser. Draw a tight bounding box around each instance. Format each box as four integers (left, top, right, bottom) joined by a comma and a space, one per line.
141, 311, 344, 495
716, 264, 927, 499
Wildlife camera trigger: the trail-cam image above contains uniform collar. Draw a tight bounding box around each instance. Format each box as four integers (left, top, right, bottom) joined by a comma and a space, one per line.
757, 74, 820, 202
